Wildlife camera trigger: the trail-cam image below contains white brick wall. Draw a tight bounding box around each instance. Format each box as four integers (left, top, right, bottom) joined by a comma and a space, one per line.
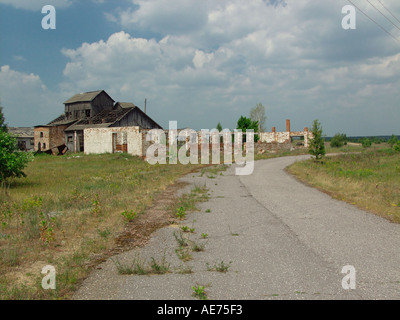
84, 127, 142, 156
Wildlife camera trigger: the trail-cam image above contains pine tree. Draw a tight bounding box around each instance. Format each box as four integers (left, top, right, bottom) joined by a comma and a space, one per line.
309, 119, 325, 161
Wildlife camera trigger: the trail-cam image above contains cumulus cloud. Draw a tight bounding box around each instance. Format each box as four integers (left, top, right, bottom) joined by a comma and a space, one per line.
117, 0, 210, 35
0, 65, 61, 126
57, 0, 400, 135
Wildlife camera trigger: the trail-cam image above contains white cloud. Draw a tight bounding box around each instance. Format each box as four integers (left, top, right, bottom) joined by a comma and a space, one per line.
193, 50, 214, 69
55, 0, 400, 135
0, 65, 61, 126
118, 0, 210, 35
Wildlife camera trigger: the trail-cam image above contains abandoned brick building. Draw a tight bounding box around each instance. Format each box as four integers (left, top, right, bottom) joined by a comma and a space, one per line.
34, 90, 162, 154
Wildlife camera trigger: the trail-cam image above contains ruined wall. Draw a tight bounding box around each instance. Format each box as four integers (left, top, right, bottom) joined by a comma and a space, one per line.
84, 127, 142, 156
34, 127, 50, 151
259, 130, 313, 149
141, 129, 166, 159
83, 125, 313, 158
49, 125, 68, 149
290, 130, 312, 148
84, 128, 112, 154
259, 132, 291, 144
127, 127, 142, 156
34, 125, 68, 153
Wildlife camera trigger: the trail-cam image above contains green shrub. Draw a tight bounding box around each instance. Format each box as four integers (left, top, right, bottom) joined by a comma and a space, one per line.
121, 210, 137, 222
361, 138, 372, 148
393, 141, 400, 153
236, 116, 259, 142
330, 133, 347, 148
388, 134, 398, 147
0, 131, 33, 182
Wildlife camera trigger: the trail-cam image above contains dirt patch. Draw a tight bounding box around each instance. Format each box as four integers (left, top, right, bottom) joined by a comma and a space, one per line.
86, 181, 189, 268
347, 142, 361, 146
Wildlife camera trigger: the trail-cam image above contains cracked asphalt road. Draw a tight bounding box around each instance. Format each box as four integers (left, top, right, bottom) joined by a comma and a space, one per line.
74, 155, 400, 300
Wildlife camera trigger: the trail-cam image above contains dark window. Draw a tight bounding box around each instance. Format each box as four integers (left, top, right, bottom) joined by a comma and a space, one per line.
40, 132, 43, 138
67, 136, 73, 143
43, 143, 46, 149
85, 110, 91, 117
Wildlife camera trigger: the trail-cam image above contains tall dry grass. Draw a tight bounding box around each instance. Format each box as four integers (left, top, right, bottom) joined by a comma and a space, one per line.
0, 152, 203, 299
288, 148, 400, 223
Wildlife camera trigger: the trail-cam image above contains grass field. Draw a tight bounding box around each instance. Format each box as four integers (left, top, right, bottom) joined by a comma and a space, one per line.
287, 145, 400, 223
0, 153, 206, 299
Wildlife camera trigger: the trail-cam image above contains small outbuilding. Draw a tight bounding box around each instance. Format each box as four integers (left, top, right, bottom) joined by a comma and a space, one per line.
8, 127, 35, 151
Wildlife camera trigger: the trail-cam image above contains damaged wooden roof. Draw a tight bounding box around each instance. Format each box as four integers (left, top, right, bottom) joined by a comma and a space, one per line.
63, 90, 114, 104
65, 107, 135, 131
47, 114, 77, 126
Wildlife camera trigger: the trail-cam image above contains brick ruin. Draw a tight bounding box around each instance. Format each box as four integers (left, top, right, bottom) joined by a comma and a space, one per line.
82, 119, 312, 158
257, 119, 312, 154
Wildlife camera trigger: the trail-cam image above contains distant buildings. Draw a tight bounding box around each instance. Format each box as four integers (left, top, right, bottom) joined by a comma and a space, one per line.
33, 90, 162, 154
9, 91, 312, 157
7, 127, 34, 151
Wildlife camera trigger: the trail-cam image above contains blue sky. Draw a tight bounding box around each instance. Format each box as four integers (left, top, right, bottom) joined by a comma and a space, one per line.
0, 0, 399, 136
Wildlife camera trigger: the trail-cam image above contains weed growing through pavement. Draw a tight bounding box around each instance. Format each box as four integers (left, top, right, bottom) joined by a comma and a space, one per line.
206, 260, 232, 273
180, 225, 189, 232
192, 285, 207, 300
174, 264, 193, 274
191, 240, 207, 252
176, 206, 186, 219
173, 231, 188, 247
112, 252, 170, 275
200, 164, 228, 178
175, 246, 192, 262
173, 231, 192, 261
180, 225, 195, 233
150, 254, 171, 274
